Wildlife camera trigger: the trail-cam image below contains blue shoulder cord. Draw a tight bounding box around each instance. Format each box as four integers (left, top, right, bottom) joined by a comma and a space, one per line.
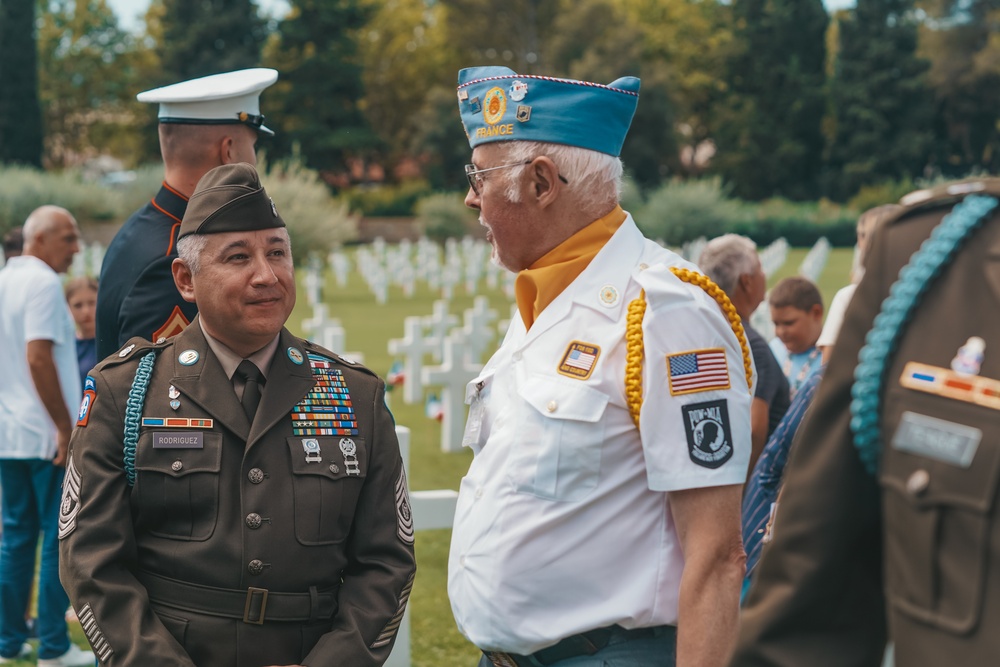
850, 194, 999, 476
123, 351, 157, 485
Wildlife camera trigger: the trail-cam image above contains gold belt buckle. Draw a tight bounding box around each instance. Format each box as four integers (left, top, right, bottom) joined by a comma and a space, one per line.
243, 587, 269, 625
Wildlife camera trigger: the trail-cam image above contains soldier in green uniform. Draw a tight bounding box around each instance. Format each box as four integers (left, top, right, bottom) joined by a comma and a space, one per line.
60, 163, 415, 666
731, 179, 1000, 666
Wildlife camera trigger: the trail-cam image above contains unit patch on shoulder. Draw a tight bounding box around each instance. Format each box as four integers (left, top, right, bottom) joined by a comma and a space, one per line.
77, 386, 96, 427
667, 348, 730, 395
557, 341, 601, 380
682, 399, 733, 469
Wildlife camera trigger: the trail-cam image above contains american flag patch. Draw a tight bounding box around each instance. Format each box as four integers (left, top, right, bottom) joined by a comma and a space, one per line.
557, 341, 601, 380
667, 348, 730, 395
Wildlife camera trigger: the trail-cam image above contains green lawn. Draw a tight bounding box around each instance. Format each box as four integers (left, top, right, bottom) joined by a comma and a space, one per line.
12, 244, 852, 667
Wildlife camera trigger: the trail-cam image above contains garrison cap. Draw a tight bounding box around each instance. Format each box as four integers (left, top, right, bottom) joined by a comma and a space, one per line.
137, 68, 278, 136
456, 66, 640, 157
178, 163, 286, 239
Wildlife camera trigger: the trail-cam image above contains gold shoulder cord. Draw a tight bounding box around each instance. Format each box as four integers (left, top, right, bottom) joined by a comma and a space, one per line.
625, 267, 754, 428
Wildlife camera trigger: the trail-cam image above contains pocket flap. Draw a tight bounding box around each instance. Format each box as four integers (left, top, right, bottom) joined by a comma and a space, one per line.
518, 375, 609, 422
135, 432, 223, 478
287, 436, 367, 480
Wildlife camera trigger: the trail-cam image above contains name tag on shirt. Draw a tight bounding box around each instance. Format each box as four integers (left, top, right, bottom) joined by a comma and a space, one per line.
152, 432, 204, 449
891, 411, 980, 468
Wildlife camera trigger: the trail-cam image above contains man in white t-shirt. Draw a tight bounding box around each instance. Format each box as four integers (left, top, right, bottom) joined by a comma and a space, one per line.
0, 206, 93, 666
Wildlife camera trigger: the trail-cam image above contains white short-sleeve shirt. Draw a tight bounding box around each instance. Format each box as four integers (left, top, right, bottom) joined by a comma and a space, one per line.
448, 216, 753, 654
0, 256, 81, 459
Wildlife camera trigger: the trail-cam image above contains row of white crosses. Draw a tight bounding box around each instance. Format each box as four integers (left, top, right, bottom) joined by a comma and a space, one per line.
354, 235, 516, 302
799, 236, 831, 282
749, 237, 829, 340
388, 297, 499, 453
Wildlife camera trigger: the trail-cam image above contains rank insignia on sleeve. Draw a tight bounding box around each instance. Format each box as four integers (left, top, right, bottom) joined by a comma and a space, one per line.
667, 348, 730, 395
152, 305, 191, 343
58, 455, 82, 539
683, 399, 733, 468
557, 341, 601, 380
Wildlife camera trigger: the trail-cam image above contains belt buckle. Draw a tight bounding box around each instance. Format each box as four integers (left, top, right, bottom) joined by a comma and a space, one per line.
486, 652, 519, 667
243, 587, 269, 625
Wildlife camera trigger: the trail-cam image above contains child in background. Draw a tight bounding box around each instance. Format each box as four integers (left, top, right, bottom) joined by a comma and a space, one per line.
768, 276, 824, 396
65, 277, 98, 390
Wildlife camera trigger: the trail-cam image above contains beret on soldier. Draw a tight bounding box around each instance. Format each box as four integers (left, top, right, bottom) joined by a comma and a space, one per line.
178, 162, 286, 239
456, 66, 641, 157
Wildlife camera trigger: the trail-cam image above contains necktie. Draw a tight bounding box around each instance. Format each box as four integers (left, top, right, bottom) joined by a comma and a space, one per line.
235, 360, 264, 421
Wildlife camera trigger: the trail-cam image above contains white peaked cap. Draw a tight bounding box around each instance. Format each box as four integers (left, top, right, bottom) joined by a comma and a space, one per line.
137, 68, 279, 136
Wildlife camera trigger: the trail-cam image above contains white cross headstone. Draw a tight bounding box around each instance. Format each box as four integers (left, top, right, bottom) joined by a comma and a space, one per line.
422, 331, 481, 453
462, 296, 497, 365
303, 268, 323, 307
422, 300, 457, 363
388, 316, 437, 404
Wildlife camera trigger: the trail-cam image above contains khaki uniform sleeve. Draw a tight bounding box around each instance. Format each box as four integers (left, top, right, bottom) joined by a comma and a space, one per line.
303, 379, 417, 666
731, 225, 892, 667
59, 368, 196, 666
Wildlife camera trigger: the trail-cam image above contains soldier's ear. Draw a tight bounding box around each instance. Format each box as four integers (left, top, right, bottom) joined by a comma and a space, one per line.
171, 257, 197, 303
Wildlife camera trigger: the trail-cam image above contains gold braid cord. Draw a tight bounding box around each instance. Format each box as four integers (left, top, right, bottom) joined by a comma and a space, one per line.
624, 268, 755, 429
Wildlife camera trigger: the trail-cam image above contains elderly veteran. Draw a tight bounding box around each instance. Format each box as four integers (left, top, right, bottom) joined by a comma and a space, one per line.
97, 68, 278, 360
60, 163, 415, 667
448, 66, 754, 667
731, 181, 1000, 667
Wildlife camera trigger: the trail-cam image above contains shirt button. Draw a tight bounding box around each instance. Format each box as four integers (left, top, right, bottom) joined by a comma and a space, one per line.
475, 487, 483, 499
512, 351, 523, 361
171, 460, 183, 472
246, 513, 262, 529
906, 469, 930, 496
248, 468, 264, 484
459, 555, 466, 567
546, 400, 558, 413
638, 263, 649, 271
248, 559, 265, 575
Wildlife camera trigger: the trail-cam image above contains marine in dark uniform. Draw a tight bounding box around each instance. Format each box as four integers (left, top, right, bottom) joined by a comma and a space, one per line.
96, 69, 278, 359
62, 163, 415, 666
731, 179, 1000, 666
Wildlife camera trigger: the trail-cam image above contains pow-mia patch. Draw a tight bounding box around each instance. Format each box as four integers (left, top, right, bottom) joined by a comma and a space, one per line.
557, 341, 601, 380
78, 603, 114, 663
682, 399, 734, 468
395, 468, 414, 545
58, 455, 82, 539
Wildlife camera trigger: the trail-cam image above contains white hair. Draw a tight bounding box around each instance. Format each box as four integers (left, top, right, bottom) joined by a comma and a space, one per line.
697, 234, 759, 296
176, 234, 210, 275
496, 141, 623, 218
23, 205, 75, 244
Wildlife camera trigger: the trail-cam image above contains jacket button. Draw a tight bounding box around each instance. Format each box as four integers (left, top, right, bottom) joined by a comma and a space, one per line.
248, 559, 265, 575
329, 464, 339, 474
906, 469, 930, 496
248, 468, 264, 484
246, 513, 262, 529
546, 400, 558, 413
171, 460, 183, 472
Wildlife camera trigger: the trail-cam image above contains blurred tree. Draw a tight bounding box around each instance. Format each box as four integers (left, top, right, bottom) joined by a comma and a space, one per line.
264, 0, 378, 183
37, 0, 148, 167
825, 0, 934, 201
157, 0, 266, 83
0, 0, 43, 166
713, 0, 828, 201
917, 0, 1000, 176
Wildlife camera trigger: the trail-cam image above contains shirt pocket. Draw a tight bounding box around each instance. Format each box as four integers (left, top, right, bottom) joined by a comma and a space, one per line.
510, 375, 610, 501
134, 432, 224, 541
286, 436, 367, 545
880, 389, 1000, 634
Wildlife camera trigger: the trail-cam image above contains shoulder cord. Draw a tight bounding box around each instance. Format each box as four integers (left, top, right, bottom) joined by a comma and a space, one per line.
850, 194, 998, 476
123, 351, 157, 485
625, 267, 754, 428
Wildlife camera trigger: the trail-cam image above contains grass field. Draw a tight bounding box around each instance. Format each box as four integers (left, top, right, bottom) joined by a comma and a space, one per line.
10, 245, 853, 667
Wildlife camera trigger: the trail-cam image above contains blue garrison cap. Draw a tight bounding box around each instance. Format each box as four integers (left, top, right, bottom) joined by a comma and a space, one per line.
457, 66, 640, 157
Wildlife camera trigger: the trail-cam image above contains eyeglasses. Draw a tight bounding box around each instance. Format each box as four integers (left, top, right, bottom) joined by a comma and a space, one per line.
464, 160, 569, 195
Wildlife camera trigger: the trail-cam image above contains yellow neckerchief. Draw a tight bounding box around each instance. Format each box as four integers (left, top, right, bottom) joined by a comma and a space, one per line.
514, 206, 627, 330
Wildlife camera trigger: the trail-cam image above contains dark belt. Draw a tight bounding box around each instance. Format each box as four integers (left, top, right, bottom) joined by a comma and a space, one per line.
137, 570, 339, 625
483, 624, 675, 667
